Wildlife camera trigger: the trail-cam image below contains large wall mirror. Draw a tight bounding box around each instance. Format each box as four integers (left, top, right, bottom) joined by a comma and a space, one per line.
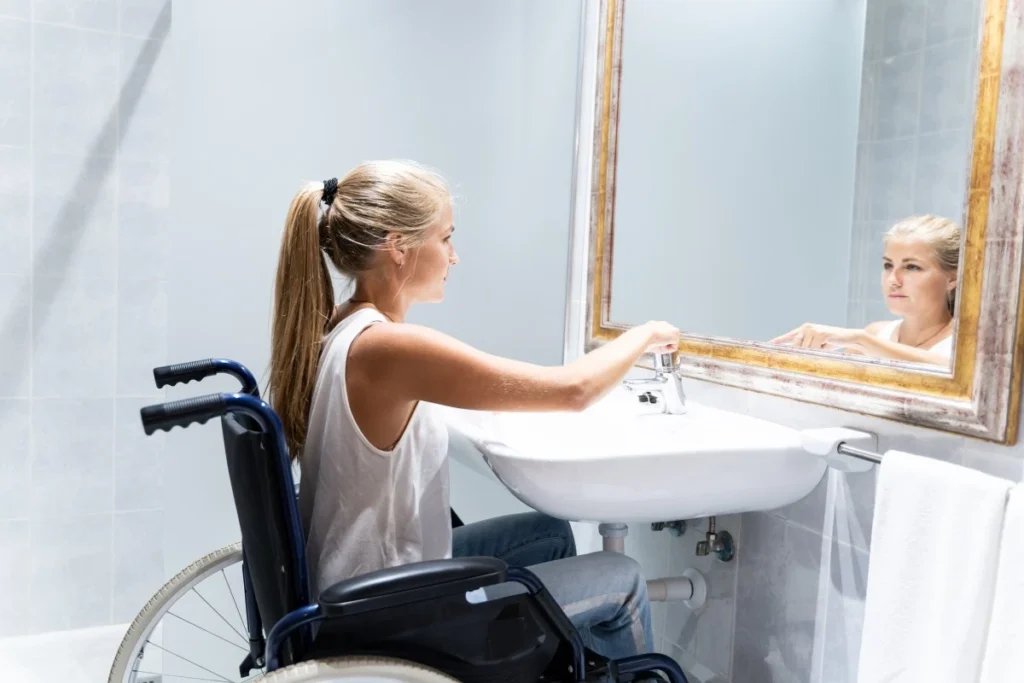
579, 0, 1024, 443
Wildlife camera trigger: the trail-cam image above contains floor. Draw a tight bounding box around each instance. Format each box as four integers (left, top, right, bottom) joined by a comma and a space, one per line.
0, 624, 127, 683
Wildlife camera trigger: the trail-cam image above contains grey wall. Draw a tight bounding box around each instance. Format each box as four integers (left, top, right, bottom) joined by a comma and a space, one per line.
610, 0, 863, 342
0, 0, 171, 637
845, 0, 982, 329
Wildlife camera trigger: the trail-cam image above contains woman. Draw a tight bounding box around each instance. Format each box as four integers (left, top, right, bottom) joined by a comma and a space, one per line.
268, 160, 679, 659
771, 215, 960, 367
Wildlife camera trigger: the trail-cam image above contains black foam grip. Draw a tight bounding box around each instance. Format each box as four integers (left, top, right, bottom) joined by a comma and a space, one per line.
140, 394, 226, 434
153, 359, 219, 388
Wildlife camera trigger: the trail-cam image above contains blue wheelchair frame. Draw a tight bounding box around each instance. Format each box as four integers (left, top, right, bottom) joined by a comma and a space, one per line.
142, 358, 688, 683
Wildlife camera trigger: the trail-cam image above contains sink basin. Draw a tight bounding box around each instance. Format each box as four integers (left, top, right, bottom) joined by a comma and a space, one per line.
439, 389, 826, 523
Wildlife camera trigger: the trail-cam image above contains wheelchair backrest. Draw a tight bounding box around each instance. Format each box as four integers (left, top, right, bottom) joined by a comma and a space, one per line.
220, 412, 306, 637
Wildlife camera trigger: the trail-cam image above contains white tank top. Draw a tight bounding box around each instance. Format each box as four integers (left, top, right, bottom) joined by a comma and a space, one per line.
299, 308, 451, 597
876, 320, 954, 358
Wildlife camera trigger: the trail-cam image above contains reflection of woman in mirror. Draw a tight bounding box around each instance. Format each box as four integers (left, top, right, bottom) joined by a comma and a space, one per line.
771, 215, 960, 366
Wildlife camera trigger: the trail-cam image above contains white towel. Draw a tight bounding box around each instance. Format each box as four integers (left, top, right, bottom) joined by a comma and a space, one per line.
856, 450, 1012, 683
979, 484, 1024, 683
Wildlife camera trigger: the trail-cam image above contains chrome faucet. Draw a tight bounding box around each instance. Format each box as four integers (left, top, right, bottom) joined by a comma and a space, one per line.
622, 352, 687, 414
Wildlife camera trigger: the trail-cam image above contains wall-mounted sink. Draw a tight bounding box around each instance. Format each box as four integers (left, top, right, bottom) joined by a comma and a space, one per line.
440, 389, 826, 523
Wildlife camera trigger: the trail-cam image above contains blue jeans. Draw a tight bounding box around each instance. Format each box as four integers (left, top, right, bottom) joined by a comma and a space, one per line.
452, 512, 654, 660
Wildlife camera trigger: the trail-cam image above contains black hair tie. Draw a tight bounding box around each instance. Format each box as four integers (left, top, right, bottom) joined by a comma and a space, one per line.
322, 177, 338, 206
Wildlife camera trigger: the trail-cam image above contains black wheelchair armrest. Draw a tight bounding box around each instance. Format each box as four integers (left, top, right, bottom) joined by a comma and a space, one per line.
318, 556, 507, 617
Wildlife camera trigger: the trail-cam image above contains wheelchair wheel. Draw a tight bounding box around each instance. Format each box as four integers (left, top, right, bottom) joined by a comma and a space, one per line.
258, 656, 459, 682
108, 542, 257, 683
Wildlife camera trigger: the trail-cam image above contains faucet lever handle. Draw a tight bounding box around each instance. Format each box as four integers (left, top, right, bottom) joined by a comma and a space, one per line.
653, 352, 678, 372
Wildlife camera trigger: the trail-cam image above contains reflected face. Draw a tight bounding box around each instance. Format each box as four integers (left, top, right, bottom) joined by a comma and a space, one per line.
404, 202, 459, 304
881, 238, 956, 317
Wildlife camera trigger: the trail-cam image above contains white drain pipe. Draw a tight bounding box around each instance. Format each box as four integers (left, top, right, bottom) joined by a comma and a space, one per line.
598, 522, 708, 609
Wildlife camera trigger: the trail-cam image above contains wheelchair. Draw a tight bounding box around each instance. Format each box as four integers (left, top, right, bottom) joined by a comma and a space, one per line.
107, 358, 688, 683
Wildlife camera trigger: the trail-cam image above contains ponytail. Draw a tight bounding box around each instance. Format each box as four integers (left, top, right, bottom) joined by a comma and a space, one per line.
268, 183, 334, 459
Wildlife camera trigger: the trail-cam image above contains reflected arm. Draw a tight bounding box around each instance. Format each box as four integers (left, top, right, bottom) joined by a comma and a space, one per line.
850, 329, 952, 367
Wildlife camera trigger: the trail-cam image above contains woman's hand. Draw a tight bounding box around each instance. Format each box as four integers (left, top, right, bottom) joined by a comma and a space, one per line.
641, 320, 681, 354
770, 323, 864, 351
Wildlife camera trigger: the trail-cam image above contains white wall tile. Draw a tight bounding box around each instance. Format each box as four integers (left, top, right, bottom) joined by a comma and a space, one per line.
120, 29, 172, 162
31, 398, 113, 517
113, 509, 162, 622
0, 0, 29, 19
120, 0, 170, 40
32, 277, 115, 397
33, 23, 118, 156
0, 275, 31, 397
33, 0, 118, 32
32, 152, 116, 278
118, 159, 169, 281
0, 18, 30, 146
116, 278, 167, 396
880, 0, 927, 57
732, 516, 821, 683
115, 397, 164, 511
0, 399, 30, 520
0, 519, 30, 637
29, 512, 113, 633
820, 540, 869, 683
0, 146, 31, 277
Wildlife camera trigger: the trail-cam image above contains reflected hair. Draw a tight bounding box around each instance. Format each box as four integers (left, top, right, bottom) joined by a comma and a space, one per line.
884, 215, 961, 315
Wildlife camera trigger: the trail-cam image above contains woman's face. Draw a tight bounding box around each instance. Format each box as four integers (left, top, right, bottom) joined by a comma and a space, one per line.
881, 237, 956, 318
403, 202, 458, 304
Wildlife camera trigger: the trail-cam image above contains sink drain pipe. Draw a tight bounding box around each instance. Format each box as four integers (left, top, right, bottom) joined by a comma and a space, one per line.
598, 523, 708, 610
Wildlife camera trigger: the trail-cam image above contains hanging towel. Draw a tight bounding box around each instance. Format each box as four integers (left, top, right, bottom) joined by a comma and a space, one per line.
856, 450, 1011, 683
978, 483, 1024, 683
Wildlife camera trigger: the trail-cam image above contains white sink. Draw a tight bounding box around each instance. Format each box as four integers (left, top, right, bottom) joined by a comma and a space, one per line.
440, 389, 826, 523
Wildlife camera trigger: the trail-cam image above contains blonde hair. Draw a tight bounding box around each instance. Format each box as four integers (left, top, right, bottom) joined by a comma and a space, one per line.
884, 215, 962, 315
268, 160, 451, 457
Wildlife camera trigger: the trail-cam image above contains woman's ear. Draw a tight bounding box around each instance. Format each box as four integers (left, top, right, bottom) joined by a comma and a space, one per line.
947, 270, 959, 291
384, 234, 405, 267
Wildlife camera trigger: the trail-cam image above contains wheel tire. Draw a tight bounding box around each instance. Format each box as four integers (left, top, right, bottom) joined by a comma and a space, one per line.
257, 655, 460, 682
108, 542, 245, 683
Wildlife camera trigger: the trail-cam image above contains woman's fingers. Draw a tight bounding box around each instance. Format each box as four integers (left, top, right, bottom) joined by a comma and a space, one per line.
770, 327, 802, 344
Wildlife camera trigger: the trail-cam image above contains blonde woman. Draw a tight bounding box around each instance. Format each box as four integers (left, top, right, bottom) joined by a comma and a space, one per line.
772, 215, 961, 367
268, 160, 680, 659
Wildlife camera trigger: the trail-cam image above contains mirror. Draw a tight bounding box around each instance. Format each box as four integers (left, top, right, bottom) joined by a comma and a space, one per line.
608, 0, 978, 371
578, 0, 1024, 443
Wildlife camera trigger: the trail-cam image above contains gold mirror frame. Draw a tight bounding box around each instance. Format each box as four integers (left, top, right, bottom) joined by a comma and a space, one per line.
583, 0, 1024, 444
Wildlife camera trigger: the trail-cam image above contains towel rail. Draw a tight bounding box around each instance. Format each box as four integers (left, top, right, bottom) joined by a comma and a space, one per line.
837, 442, 882, 464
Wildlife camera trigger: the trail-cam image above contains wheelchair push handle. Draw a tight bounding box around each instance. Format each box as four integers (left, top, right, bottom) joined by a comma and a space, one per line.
153, 358, 260, 395
141, 393, 227, 435
153, 359, 219, 387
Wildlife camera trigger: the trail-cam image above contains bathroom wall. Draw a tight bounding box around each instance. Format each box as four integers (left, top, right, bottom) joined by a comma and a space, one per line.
846, 0, 982, 328
0, 0, 172, 637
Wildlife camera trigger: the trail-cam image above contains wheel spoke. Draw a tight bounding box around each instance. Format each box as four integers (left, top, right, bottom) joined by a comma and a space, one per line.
142, 642, 235, 683
191, 586, 248, 642
164, 610, 248, 652
221, 568, 248, 637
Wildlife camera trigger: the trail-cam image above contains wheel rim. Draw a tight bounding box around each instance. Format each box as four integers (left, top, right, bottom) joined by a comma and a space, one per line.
114, 546, 265, 683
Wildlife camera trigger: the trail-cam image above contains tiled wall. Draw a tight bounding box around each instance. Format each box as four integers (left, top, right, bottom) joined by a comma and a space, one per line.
0, 0, 171, 636
846, 0, 982, 328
